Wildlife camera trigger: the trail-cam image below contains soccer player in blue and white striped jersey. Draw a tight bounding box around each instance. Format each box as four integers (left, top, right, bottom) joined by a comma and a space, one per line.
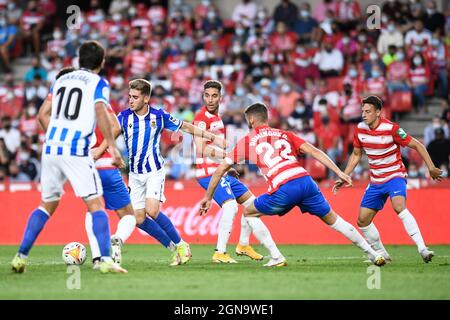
117, 79, 227, 265
11, 41, 127, 274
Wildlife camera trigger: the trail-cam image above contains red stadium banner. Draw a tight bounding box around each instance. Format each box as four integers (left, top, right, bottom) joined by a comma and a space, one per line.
1, 184, 450, 245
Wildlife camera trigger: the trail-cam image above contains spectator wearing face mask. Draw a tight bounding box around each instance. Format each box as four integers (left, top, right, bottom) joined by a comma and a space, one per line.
423, 0, 446, 34
362, 49, 386, 80
335, 33, 358, 57
231, 0, 258, 28
201, 8, 223, 34
386, 50, 410, 94
273, 0, 299, 30
0, 73, 24, 119
287, 97, 312, 131
225, 86, 253, 118
408, 53, 430, 113
343, 64, 364, 95
16, 145, 40, 182
19, 104, 39, 138
0, 116, 20, 156
293, 2, 320, 43
276, 83, 301, 118
377, 20, 404, 55
424, 116, 450, 147
313, 39, 343, 77
364, 65, 387, 101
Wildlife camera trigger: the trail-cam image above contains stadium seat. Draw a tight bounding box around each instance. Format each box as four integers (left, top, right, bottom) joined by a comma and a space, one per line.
389, 91, 413, 113
305, 158, 327, 180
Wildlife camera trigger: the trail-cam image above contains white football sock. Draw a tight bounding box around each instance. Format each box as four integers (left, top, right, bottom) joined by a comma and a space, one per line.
239, 215, 251, 246
331, 216, 379, 258
115, 214, 136, 244
216, 201, 238, 253
85, 212, 101, 260
245, 217, 282, 259
238, 196, 255, 246
398, 209, 427, 252
359, 222, 388, 254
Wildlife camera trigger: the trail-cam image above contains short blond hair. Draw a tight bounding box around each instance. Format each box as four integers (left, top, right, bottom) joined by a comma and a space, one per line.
129, 79, 152, 96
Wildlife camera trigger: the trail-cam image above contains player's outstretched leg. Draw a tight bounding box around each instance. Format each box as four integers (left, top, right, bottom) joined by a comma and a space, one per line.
236, 195, 264, 261
135, 213, 180, 265
11, 204, 54, 273
324, 210, 386, 266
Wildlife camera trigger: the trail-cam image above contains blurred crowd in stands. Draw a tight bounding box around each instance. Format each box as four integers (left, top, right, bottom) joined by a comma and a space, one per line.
0, 0, 449, 183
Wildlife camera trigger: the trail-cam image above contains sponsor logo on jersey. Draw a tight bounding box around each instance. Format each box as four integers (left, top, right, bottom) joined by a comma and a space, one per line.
397, 128, 407, 139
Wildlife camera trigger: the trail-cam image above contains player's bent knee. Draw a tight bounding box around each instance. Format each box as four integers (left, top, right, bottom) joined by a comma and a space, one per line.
84, 196, 104, 213
39, 200, 59, 216
134, 210, 146, 224
116, 204, 134, 218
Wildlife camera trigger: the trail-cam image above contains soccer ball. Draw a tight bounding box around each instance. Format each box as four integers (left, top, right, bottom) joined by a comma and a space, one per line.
62, 242, 87, 265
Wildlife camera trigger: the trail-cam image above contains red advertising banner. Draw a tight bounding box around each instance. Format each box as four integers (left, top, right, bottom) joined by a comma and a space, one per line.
1, 184, 450, 245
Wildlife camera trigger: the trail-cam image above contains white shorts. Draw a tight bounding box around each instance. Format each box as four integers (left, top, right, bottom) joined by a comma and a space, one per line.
129, 168, 166, 210
41, 154, 103, 202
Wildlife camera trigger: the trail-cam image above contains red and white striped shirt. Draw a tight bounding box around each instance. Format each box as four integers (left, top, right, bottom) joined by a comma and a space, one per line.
226, 126, 309, 194
353, 119, 412, 184
193, 106, 225, 178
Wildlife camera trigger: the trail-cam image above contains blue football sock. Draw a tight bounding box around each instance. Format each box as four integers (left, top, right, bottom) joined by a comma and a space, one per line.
91, 210, 111, 257
19, 208, 50, 256
138, 217, 172, 248
155, 212, 181, 245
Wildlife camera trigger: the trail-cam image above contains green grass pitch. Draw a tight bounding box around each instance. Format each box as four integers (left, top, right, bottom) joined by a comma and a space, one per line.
1, 244, 449, 299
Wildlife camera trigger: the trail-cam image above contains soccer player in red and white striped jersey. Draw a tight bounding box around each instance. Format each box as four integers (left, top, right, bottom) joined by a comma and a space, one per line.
193, 80, 279, 264
334, 95, 443, 263
199, 102, 387, 267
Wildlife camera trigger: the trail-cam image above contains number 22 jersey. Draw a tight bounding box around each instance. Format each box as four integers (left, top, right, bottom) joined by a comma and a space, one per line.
225, 125, 309, 194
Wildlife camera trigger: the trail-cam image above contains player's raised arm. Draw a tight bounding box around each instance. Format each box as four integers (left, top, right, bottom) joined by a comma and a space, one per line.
300, 142, 352, 187
198, 159, 233, 216
95, 102, 124, 168
193, 135, 227, 161
181, 121, 228, 149
407, 137, 443, 181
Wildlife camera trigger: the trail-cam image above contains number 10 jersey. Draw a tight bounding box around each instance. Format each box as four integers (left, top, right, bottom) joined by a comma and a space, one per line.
44, 69, 110, 157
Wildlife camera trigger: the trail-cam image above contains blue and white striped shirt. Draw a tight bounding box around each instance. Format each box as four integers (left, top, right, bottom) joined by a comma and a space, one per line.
117, 106, 183, 174
44, 69, 110, 156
